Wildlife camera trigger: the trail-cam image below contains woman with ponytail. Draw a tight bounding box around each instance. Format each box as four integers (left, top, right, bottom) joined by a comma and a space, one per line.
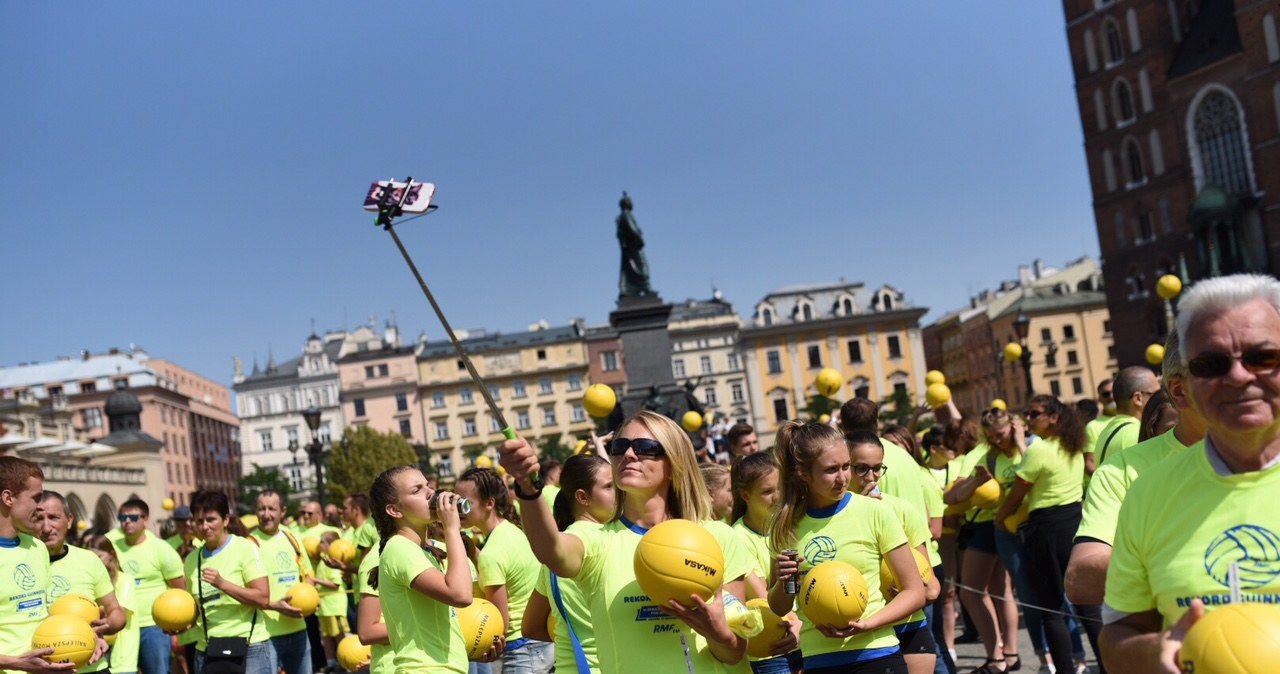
456, 467, 551, 674
730, 450, 803, 674
499, 410, 754, 674
766, 421, 924, 674
368, 465, 478, 673
995, 396, 1099, 674
521, 454, 614, 674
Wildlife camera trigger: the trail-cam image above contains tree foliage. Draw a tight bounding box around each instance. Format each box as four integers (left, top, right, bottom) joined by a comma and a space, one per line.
238, 464, 293, 514
537, 432, 576, 463
878, 387, 915, 427
325, 425, 419, 502
798, 394, 841, 421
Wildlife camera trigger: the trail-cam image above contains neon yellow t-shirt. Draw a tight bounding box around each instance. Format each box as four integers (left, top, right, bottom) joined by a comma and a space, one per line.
49, 546, 115, 673
183, 535, 269, 650
0, 534, 51, 674
1096, 414, 1139, 464
1077, 429, 1187, 545
535, 520, 601, 674
250, 528, 313, 636
1106, 440, 1280, 626
542, 485, 562, 509
958, 444, 1023, 523
113, 532, 184, 628
1084, 415, 1112, 454
356, 549, 393, 674
928, 456, 964, 491
571, 518, 752, 674
1015, 437, 1085, 512
772, 492, 907, 667
476, 520, 541, 641
916, 465, 943, 567
881, 493, 930, 627
352, 518, 378, 551
731, 517, 772, 581
880, 439, 927, 522
166, 534, 183, 551
109, 572, 139, 674
379, 535, 467, 673
316, 554, 347, 617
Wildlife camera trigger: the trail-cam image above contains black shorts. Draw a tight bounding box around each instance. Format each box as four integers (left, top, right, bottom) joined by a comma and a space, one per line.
958, 520, 997, 555
896, 624, 937, 655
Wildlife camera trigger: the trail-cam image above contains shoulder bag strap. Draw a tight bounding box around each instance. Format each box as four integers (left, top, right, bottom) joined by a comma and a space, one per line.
1098, 421, 1135, 465
549, 574, 591, 674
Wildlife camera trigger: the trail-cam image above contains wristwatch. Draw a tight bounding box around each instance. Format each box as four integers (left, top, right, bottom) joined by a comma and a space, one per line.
514, 479, 543, 501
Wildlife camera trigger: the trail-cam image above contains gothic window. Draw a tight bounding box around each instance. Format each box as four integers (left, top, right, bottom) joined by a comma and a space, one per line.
1125, 138, 1146, 186
1115, 80, 1135, 124
1192, 90, 1253, 194
1104, 19, 1124, 65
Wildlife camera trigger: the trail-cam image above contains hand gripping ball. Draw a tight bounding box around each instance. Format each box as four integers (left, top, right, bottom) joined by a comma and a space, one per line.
328, 538, 357, 564
815, 368, 843, 397
32, 614, 97, 668
284, 582, 320, 617
744, 598, 790, 659
925, 383, 951, 408
1003, 501, 1030, 533
925, 370, 946, 386
878, 548, 934, 600
799, 560, 869, 627
633, 519, 725, 609
1179, 603, 1280, 674
151, 588, 198, 633
49, 593, 100, 624
303, 536, 321, 558
336, 634, 372, 671
583, 384, 617, 418
457, 598, 505, 661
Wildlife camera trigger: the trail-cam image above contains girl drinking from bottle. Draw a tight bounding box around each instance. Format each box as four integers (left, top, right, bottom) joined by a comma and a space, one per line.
521, 454, 614, 674
498, 410, 754, 674
369, 465, 490, 673
730, 450, 803, 674
767, 421, 924, 674
456, 467, 552, 674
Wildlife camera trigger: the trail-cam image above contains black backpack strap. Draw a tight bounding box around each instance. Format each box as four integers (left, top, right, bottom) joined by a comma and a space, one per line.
1098, 421, 1135, 465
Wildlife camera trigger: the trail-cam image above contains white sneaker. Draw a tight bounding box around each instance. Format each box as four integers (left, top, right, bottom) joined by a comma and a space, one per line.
1075, 663, 1088, 674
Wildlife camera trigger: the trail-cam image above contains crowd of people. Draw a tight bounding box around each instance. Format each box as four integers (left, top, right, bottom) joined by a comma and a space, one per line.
2, 272, 1278, 674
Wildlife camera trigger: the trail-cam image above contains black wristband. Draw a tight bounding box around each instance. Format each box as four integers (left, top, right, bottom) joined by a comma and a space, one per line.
514, 480, 543, 501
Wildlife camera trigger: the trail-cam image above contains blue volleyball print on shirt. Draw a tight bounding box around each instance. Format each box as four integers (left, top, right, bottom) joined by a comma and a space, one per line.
804, 536, 838, 565
14, 563, 37, 591
1203, 524, 1280, 590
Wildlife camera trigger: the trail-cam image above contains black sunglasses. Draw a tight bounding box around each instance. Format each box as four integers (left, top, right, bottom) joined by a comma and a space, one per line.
1025, 410, 1044, 421
608, 437, 667, 457
1187, 349, 1280, 378
117, 514, 142, 523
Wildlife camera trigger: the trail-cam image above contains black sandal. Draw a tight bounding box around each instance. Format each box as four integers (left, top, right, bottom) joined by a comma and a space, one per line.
1003, 652, 1022, 671
971, 659, 1006, 674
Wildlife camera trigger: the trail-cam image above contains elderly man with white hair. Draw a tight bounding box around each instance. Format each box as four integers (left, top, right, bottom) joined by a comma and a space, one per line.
1100, 273, 1280, 673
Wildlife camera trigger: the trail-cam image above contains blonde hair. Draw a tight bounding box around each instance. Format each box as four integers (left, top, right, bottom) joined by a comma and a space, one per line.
768, 420, 845, 553
613, 410, 713, 522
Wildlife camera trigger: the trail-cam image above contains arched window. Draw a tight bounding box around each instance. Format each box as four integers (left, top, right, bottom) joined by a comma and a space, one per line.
1104, 19, 1124, 65
762, 308, 773, 326
1125, 138, 1146, 186
801, 304, 813, 321
1115, 79, 1136, 124
842, 298, 854, 315
1191, 89, 1253, 193
882, 294, 894, 311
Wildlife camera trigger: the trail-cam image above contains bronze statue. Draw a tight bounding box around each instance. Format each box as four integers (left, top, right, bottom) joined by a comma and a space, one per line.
617, 192, 654, 298
642, 384, 673, 419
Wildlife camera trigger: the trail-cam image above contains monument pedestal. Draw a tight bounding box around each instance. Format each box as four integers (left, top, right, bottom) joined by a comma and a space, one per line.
609, 295, 689, 420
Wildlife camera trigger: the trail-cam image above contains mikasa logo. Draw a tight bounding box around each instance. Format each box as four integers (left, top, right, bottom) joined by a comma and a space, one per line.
683, 559, 718, 577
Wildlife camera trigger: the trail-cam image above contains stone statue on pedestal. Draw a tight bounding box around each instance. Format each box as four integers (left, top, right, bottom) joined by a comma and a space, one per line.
617, 192, 654, 299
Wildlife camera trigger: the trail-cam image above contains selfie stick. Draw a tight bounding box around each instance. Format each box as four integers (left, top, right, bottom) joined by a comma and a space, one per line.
373, 179, 539, 484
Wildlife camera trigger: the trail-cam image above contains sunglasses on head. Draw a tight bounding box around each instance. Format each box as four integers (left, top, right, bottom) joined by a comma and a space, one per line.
117, 514, 141, 523
608, 437, 667, 457
1187, 349, 1280, 378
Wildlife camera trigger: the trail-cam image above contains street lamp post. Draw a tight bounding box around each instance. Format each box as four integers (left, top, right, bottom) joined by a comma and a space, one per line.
1012, 310, 1033, 400
299, 406, 328, 508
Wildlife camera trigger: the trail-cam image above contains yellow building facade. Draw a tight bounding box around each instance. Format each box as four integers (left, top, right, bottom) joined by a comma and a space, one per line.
739, 282, 928, 444
416, 322, 592, 480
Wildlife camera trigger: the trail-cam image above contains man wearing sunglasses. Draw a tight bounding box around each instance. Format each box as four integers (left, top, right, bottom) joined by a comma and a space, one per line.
111, 498, 186, 674
1092, 366, 1160, 469
1102, 274, 1280, 672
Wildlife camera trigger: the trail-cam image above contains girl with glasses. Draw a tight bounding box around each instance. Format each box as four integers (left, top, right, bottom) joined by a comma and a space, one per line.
846, 431, 941, 674
498, 410, 754, 674
995, 396, 1099, 674
766, 421, 924, 674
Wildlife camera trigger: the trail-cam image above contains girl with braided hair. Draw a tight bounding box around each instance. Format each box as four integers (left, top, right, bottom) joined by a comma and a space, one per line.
367, 465, 482, 673
456, 467, 552, 673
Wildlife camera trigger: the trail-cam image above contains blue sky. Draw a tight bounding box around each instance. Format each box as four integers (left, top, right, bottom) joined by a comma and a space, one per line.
1, 3, 1096, 388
